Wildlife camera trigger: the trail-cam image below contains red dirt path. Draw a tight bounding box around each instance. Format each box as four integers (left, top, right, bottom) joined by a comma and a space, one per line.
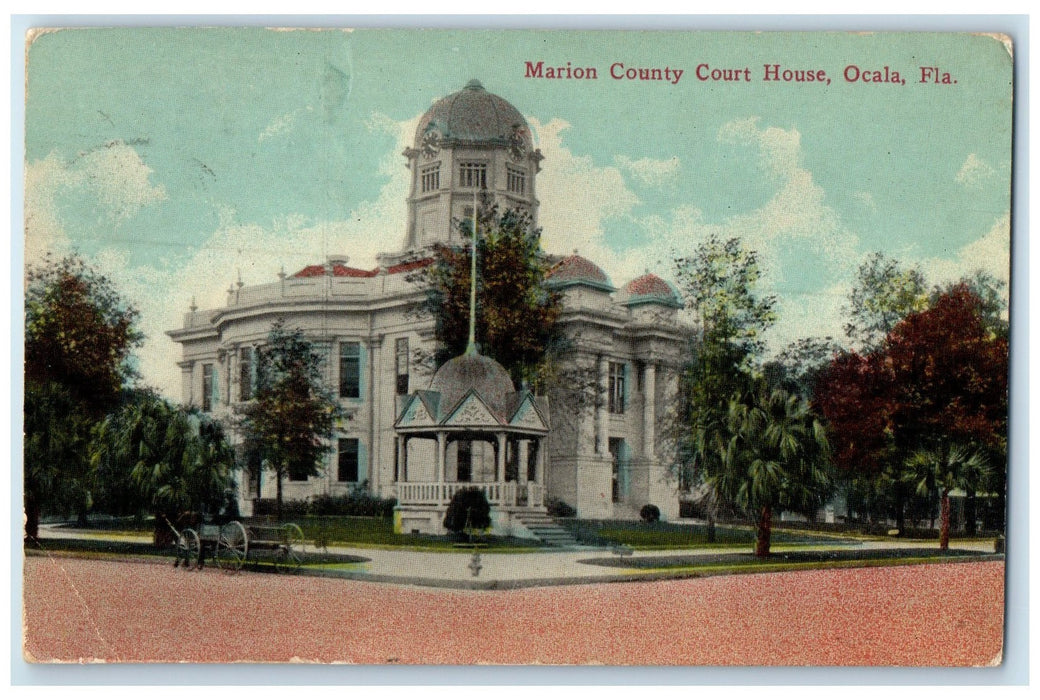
22, 555, 1004, 665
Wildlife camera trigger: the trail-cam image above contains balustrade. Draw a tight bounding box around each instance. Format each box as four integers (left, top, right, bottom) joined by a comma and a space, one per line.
395, 480, 540, 507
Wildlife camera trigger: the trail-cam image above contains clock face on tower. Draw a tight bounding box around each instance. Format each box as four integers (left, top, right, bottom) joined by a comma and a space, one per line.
509, 126, 527, 161
421, 129, 440, 159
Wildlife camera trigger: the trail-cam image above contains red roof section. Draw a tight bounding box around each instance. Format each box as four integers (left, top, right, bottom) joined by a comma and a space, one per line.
293, 258, 433, 279
623, 273, 676, 299
386, 258, 434, 275
545, 254, 611, 285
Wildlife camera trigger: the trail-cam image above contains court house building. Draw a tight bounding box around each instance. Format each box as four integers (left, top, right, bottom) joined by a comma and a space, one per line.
168, 80, 688, 536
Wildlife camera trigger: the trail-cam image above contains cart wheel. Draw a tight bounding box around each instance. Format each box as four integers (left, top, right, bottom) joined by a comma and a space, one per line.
216, 521, 248, 573
183, 528, 202, 570
275, 523, 305, 574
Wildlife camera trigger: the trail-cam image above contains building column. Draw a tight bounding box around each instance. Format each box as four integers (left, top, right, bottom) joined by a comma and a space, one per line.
496, 433, 506, 483
436, 432, 447, 503
536, 438, 546, 487
367, 336, 382, 494
643, 362, 656, 459
517, 440, 529, 482
397, 436, 408, 482
596, 354, 608, 455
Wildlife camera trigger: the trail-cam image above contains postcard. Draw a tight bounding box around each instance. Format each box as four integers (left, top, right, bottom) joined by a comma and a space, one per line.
21, 27, 1012, 667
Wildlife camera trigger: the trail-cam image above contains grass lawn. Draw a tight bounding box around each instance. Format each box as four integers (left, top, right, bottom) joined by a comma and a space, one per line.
562, 519, 863, 550
296, 516, 542, 552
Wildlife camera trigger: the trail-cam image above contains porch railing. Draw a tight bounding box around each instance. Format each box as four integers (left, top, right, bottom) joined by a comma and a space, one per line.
395, 481, 544, 508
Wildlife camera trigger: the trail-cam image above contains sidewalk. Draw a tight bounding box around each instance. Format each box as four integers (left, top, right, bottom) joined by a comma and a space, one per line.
31, 522, 1001, 590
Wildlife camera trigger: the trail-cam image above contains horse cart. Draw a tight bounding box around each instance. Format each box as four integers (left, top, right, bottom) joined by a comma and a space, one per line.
170, 518, 307, 574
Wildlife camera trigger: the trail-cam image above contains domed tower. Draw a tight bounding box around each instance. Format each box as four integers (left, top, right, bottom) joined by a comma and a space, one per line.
401, 79, 543, 251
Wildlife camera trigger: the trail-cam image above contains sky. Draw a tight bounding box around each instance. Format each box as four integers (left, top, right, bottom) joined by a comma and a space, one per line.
23, 27, 1013, 400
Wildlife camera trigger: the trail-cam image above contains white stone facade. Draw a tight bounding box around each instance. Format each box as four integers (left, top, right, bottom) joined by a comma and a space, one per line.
168, 80, 689, 526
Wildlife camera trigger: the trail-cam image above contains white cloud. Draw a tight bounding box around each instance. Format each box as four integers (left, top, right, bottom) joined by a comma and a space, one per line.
719, 116, 802, 179
532, 114, 862, 350
531, 116, 643, 282
956, 153, 996, 188
105, 112, 420, 399
853, 191, 877, 211
614, 155, 680, 187
258, 110, 299, 143
762, 284, 850, 357
920, 212, 1011, 294
24, 142, 167, 266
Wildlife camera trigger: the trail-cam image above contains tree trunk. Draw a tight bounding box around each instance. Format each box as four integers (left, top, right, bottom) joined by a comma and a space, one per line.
894, 483, 906, 534
755, 504, 772, 557
706, 513, 716, 543
965, 487, 977, 536
276, 473, 283, 522
939, 489, 951, 551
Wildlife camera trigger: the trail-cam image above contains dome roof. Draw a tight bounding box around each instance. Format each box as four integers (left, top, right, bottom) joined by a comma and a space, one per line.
621, 273, 682, 308
415, 79, 532, 149
428, 352, 516, 419
545, 253, 615, 291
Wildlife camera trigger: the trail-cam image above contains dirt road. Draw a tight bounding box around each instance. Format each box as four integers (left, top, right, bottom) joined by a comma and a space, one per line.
22, 555, 1004, 665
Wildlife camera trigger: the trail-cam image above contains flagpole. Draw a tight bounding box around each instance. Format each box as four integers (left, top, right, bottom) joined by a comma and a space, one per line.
466, 183, 478, 355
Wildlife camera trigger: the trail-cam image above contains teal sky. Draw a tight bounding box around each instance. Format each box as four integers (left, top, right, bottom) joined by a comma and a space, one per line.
24, 28, 1013, 398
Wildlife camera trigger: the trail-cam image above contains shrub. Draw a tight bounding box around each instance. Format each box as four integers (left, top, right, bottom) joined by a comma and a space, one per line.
309, 484, 397, 518
443, 488, 491, 534
253, 498, 309, 519
251, 481, 397, 519
545, 498, 576, 518
640, 504, 661, 523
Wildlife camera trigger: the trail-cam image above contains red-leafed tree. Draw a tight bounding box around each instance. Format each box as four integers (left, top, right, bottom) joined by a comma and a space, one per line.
816, 283, 1008, 541
883, 284, 1007, 453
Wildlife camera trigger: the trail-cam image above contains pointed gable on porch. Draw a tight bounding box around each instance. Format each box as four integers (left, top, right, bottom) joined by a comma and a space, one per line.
509, 392, 549, 432
443, 390, 502, 428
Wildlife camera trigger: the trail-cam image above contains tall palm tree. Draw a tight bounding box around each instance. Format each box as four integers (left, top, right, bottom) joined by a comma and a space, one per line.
91, 394, 235, 545
906, 445, 988, 550
707, 382, 833, 557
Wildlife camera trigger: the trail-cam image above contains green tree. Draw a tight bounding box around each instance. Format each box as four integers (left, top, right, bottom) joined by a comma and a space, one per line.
90, 391, 236, 545
24, 382, 95, 536
703, 380, 832, 556
421, 202, 563, 388
905, 445, 989, 550
675, 235, 777, 361
237, 320, 342, 521
24, 254, 142, 538
672, 236, 777, 540
844, 252, 928, 350
765, 336, 843, 400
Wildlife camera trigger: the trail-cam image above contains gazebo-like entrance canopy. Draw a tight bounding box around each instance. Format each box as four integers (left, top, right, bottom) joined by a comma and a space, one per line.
393, 352, 550, 532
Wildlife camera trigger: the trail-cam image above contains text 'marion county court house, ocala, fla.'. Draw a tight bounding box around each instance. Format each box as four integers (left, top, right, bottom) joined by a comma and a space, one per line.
168, 80, 688, 537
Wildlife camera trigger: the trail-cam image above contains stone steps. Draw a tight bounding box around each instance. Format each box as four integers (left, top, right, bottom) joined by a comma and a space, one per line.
516, 513, 582, 548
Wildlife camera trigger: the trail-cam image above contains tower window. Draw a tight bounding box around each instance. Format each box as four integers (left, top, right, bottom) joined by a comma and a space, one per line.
420, 164, 440, 193
339, 342, 361, 399
507, 166, 526, 195
395, 337, 410, 395
608, 362, 626, 414
459, 162, 487, 189
338, 438, 360, 482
